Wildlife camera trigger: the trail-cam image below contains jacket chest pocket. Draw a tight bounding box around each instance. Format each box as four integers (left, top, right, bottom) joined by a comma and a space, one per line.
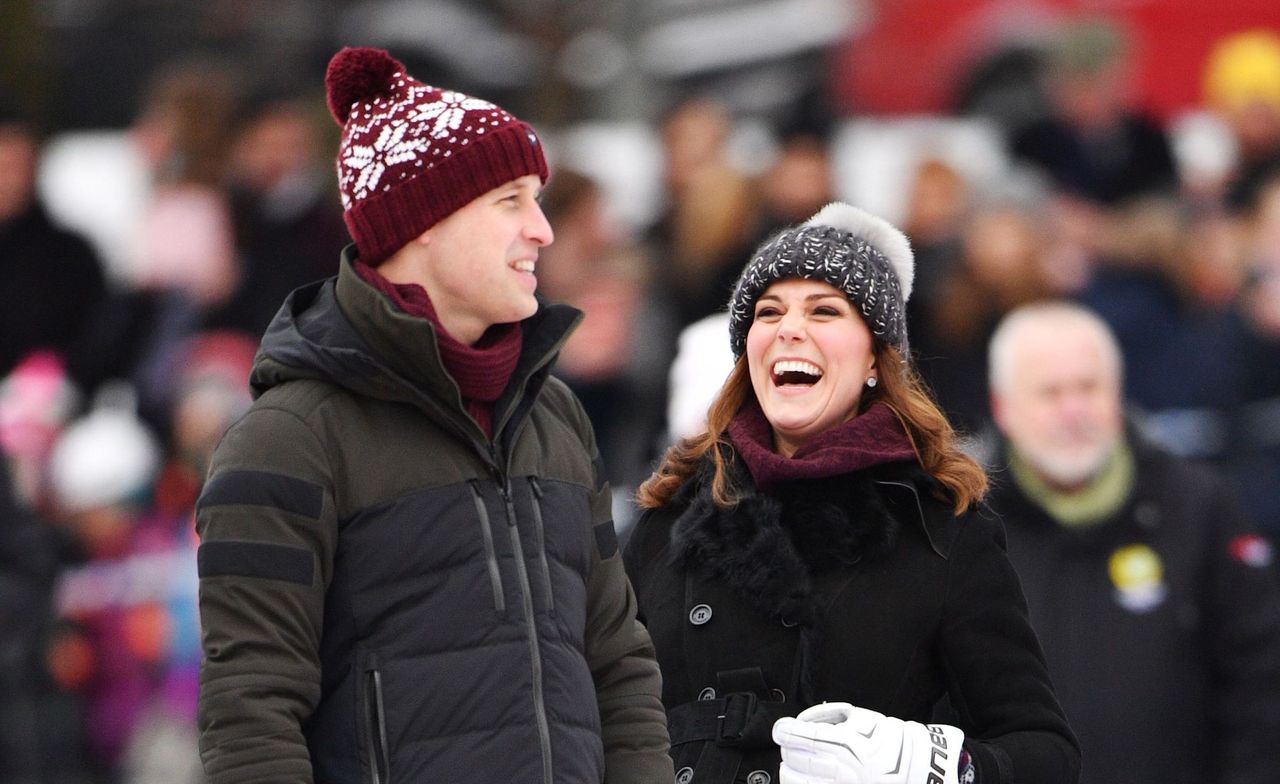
469, 481, 508, 613
466, 477, 594, 622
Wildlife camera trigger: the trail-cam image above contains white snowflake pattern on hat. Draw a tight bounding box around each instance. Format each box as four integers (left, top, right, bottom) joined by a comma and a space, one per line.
411, 90, 498, 139
340, 120, 431, 206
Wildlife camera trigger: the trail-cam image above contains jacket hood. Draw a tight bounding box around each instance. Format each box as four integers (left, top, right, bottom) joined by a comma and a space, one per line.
251, 276, 388, 400
251, 247, 581, 436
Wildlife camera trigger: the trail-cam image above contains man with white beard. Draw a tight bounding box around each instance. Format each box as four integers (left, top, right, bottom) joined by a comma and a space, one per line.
984, 301, 1280, 784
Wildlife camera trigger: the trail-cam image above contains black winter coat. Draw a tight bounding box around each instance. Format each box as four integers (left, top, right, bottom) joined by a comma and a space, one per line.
624, 452, 1080, 784
990, 438, 1280, 784
0, 202, 106, 380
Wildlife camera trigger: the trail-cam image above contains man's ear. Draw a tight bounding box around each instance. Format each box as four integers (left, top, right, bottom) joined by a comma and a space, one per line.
990, 393, 1007, 434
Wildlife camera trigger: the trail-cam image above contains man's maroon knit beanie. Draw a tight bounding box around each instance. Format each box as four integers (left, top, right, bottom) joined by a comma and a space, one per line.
324, 46, 549, 265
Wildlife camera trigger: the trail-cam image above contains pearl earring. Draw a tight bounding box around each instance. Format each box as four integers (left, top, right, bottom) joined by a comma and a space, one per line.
866, 377, 877, 388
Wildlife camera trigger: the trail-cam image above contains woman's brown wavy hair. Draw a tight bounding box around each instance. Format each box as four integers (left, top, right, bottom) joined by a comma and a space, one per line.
636, 342, 987, 514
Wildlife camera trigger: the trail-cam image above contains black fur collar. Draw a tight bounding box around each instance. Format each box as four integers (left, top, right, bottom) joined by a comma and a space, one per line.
669, 453, 902, 627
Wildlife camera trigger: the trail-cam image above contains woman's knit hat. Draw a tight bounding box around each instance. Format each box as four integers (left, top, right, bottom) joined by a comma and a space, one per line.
324, 47, 549, 265
727, 202, 914, 358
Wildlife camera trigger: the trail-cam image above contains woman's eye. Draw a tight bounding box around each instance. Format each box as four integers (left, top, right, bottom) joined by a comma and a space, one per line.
814, 306, 840, 316
756, 307, 781, 319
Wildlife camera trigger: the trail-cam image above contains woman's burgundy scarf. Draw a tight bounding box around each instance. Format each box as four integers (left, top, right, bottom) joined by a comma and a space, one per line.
726, 397, 918, 488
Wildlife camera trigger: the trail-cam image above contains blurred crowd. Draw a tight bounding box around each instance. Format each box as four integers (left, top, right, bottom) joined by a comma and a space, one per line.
2, 7, 1280, 783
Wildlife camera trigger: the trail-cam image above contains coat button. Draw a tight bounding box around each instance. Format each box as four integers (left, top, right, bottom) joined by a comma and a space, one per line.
688, 604, 713, 625
676, 766, 694, 784
698, 687, 717, 701
747, 771, 771, 784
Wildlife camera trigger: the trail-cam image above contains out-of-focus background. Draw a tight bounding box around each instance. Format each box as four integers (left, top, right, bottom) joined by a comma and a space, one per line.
2, 1, 1280, 781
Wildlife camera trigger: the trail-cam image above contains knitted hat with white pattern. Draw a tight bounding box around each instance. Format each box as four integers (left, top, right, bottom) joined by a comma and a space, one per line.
325, 47, 549, 265
727, 202, 915, 358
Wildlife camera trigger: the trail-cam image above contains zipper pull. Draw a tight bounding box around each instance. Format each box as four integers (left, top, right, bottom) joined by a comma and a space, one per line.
503, 480, 517, 526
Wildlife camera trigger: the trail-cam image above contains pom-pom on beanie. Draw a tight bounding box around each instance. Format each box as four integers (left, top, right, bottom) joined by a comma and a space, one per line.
324, 46, 549, 265
727, 202, 914, 358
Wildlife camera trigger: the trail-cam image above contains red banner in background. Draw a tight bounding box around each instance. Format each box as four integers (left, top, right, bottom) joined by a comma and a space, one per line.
833, 0, 1280, 120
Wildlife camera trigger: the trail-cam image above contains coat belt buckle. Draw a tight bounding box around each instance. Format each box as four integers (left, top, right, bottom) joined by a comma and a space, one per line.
716, 692, 759, 746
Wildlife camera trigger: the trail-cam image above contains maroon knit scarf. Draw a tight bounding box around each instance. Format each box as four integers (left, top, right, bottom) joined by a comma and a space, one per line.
355, 261, 521, 437
727, 398, 918, 488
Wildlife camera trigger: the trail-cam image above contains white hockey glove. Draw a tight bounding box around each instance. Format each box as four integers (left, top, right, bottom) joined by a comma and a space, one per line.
772, 702, 965, 784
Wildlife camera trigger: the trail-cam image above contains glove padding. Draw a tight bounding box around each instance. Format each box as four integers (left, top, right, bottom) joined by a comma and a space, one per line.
772, 703, 965, 784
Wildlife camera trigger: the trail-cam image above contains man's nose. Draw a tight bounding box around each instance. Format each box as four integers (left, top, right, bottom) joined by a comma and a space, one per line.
526, 202, 554, 246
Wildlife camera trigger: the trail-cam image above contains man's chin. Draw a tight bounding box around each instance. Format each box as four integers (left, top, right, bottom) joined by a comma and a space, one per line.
1024, 445, 1113, 490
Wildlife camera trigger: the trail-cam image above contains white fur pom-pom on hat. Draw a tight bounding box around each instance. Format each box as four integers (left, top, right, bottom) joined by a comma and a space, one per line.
804, 202, 914, 302
727, 201, 915, 358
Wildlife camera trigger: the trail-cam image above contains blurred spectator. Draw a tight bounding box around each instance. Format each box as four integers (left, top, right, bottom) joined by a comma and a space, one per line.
208, 93, 347, 337
73, 59, 244, 432
914, 197, 1054, 435
1234, 170, 1280, 538
739, 121, 836, 251
16, 333, 255, 784
901, 156, 972, 327
1076, 197, 1254, 464
164, 331, 257, 485
112, 332, 255, 784
1, 445, 98, 782
0, 351, 80, 508
43, 384, 178, 780
41, 56, 243, 292
1203, 29, 1280, 213
127, 57, 242, 312
536, 168, 667, 488
1011, 17, 1178, 207
646, 95, 759, 328
986, 301, 1280, 784
0, 99, 110, 390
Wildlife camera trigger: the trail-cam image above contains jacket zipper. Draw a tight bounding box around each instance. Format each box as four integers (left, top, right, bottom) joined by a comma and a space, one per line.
489, 354, 567, 784
527, 477, 556, 616
363, 665, 391, 784
500, 478, 555, 784
470, 482, 506, 613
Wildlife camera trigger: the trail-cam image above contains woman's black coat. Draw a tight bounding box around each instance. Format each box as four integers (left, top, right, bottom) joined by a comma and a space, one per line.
624, 452, 1080, 784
